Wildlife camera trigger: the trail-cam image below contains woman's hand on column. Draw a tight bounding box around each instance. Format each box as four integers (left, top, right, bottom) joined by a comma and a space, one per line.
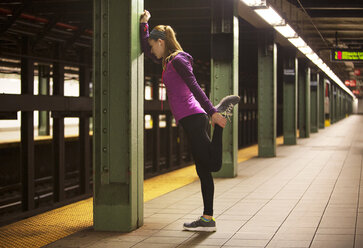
140, 10, 151, 23
211, 112, 226, 128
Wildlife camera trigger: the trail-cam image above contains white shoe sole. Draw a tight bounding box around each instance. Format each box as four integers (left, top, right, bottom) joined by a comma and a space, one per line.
215, 96, 241, 112
183, 226, 217, 232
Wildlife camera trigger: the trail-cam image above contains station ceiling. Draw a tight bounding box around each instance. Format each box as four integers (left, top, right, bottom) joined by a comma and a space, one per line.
285, 0, 363, 87
0, 0, 92, 68
0, 0, 362, 97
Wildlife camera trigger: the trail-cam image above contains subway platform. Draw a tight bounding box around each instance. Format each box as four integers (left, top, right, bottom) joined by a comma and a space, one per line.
42, 115, 363, 248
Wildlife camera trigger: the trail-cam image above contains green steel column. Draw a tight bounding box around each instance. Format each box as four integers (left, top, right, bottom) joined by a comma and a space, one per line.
341, 90, 344, 119
340, 91, 342, 118
330, 84, 335, 124
210, 0, 239, 178
328, 82, 332, 124
332, 85, 337, 123
282, 48, 297, 145
298, 60, 310, 138
346, 94, 348, 116
93, 0, 144, 232
336, 87, 339, 121
342, 90, 347, 118
319, 75, 325, 129
339, 88, 344, 119
310, 72, 318, 133
340, 90, 343, 118
257, 30, 276, 157
337, 89, 340, 120
38, 65, 50, 136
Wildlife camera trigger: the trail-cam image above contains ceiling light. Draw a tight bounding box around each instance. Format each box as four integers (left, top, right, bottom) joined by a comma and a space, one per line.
254, 7, 285, 26
241, 0, 266, 7
297, 46, 313, 55
306, 53, 319, 62
274, 24, 297, 38
288, 37, 306, 47
314, 58, 324, 68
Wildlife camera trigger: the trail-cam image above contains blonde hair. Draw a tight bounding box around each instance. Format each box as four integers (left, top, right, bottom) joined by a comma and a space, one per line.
151, 25, 183, 69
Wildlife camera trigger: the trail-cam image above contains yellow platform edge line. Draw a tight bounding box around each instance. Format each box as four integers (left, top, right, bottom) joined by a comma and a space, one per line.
0, 137, 284, 248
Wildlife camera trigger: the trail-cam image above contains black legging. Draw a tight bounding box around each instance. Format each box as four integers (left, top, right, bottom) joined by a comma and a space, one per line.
179, 113, 223, 216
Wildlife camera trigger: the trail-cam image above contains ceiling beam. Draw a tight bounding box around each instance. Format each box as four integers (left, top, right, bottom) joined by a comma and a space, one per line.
32, 17, 58, 49
0, 3, 27, 34
307, 9, 363, 18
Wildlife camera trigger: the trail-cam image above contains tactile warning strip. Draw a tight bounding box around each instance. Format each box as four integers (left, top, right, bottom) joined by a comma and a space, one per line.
0, 198, 93, 248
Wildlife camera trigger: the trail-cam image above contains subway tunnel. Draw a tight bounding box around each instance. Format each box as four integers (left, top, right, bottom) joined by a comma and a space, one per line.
0, 0, 363, 247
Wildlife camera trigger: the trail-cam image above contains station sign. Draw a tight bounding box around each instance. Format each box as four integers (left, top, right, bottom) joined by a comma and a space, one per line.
331, 50, 363, 62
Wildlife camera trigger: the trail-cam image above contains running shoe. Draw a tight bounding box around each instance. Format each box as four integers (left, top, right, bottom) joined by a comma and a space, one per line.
183, 216, 217, 232
215, 95, 240, 121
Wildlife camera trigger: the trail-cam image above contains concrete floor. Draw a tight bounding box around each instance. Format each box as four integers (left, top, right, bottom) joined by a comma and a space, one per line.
46, 115, 363, 248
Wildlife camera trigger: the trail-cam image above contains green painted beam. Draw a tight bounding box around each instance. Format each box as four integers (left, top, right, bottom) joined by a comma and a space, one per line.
257, 31, 276, 157
210, 0, 239, 178
319, 75, 325, 129
310, 72, 318, 133
93, 0, 144, 232
282, 48, 297, 145
298, 60, 310, 138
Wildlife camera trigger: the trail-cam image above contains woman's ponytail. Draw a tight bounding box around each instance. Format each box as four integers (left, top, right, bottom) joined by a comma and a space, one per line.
152, 25, 183, 68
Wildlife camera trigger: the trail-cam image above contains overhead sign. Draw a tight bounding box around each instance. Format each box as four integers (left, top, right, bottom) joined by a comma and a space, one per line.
331, 50, 363, 62
283, 69, 295, 76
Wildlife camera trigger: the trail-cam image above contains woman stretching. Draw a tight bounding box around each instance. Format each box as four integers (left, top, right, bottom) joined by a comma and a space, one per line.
140, 10, 240, 232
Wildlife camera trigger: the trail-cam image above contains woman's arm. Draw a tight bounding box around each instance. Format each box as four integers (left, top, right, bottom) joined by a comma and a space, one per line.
140, 11, 161, 64
140, 23, 161, 64
171, 55, 217, 117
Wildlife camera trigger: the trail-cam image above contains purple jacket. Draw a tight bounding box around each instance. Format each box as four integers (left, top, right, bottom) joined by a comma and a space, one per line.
140, 23, 217, 123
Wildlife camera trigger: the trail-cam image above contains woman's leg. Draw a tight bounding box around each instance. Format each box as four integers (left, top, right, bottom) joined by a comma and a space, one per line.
180, 113, 222, 231
179, 114, 223, 216
195, 162, 214, 216
209, 124, 223, 172
180, 114, 223, 172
